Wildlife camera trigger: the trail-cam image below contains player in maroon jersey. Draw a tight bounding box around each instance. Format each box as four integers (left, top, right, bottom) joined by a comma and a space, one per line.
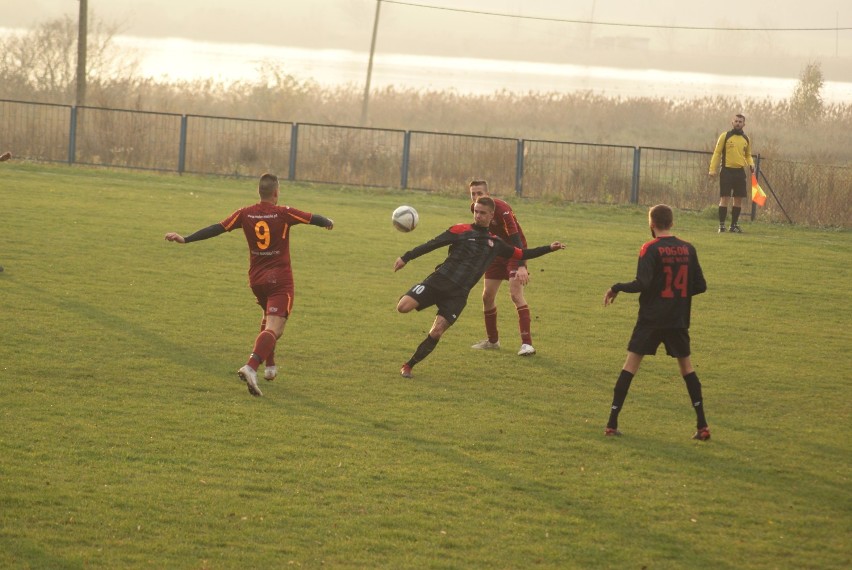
602, 204, 711, 440
467, 180, 537, 356
394, 196, 565, 379
164, 173, 333, 397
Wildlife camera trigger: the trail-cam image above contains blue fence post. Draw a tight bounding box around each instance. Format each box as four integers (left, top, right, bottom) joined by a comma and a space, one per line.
178, 115, 188, 174
288, 123, 299, 181
401, 130, 411, 189
68, 106, 78, 164
630, 147, 641, 204
515, 139, 524, 197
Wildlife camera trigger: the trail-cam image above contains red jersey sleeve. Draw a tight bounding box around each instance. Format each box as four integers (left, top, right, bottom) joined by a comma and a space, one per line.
220, 208, 244, 231
279, 205, 312, 225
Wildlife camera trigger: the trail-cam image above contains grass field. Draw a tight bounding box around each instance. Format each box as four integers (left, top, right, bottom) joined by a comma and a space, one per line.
0, 164, 850, 569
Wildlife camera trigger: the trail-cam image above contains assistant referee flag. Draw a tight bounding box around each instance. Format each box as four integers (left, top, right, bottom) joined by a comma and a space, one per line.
751, 174, 767, 207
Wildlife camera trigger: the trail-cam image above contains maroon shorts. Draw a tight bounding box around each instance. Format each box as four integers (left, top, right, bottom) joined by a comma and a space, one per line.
251, 281, 294, 318
484, 257, 519, 281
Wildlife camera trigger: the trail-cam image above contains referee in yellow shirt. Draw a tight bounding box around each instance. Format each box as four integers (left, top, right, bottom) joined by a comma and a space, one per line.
708, 114, 754, 233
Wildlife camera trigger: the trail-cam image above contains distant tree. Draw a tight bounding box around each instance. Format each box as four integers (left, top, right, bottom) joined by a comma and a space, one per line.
0, 14, 138, 103
790, 62, 824, 124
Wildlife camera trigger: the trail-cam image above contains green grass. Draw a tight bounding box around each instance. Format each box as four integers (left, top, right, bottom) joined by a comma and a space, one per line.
0, 164, 850, 569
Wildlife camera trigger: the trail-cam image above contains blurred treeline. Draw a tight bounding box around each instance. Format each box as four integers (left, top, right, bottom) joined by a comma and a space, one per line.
2, 15, 851, 165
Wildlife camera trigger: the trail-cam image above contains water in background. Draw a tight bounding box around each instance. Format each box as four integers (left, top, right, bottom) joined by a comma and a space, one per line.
45, 33, 852, 103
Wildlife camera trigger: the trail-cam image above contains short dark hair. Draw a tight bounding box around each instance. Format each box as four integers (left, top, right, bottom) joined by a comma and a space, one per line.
469, 179, 488, 191
735, 113, 746, 121
475, 196, 496, 212
649, 204, 673, 229
258, 173, 279, 198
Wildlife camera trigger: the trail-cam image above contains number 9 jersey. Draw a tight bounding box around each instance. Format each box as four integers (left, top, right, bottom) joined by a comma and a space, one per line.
612, 236, 707, 329
220, 203, 314, 288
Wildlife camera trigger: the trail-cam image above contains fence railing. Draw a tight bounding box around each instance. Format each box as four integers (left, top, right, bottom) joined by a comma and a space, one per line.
2, 98, 849, 227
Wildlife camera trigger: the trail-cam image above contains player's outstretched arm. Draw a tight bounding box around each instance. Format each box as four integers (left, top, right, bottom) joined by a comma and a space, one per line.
166, 223, 226, 244
515, 241, 565, 261
310, 214, 334, 230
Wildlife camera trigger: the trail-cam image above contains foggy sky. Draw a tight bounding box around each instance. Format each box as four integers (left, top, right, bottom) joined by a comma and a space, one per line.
4, 0, 851, 79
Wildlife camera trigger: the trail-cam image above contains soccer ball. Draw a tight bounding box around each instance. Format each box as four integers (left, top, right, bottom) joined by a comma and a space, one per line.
392, 205, 419, 232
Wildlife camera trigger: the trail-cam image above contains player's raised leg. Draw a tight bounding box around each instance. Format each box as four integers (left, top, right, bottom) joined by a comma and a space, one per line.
402, 315, 450, 379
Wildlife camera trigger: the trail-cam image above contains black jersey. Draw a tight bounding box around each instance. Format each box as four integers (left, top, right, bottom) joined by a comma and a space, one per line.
401, 223, 552, 292
612, 235, 706, 329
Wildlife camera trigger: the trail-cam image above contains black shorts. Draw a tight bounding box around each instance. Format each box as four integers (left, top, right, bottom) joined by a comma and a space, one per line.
403, 272, 468, 325
627, 325, 691, 358
720, 167, 748, 198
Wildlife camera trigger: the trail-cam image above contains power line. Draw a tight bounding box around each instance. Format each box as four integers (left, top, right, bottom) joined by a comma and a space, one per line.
383, 0, 852, 32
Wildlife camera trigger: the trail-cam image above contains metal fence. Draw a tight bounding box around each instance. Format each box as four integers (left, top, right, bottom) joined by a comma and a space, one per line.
522, 139, 636, 203
756, 159, 851, 227
1, 99, 70, 162
408, 131, 518, 193
2, 98, 849, 226
184, 115, 293, 178
75, 106, 183, 171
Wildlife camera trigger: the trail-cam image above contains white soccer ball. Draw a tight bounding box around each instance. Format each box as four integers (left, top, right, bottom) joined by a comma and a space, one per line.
392, 205, 419, 233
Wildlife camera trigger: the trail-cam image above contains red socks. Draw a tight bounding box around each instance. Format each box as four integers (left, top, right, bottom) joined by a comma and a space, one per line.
260, 318, 275, 366
247, 329, 278, 370
485, 305, 533, 345
484, 307, 498, 343
517, 304, 532, 345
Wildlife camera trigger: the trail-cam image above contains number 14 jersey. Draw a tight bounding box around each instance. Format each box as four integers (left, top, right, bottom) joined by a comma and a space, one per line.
613, 236, 707, 329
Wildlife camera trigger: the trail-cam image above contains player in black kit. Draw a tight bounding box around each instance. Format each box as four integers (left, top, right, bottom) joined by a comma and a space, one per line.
603, 204, 711, 441
393, 197, 565, 379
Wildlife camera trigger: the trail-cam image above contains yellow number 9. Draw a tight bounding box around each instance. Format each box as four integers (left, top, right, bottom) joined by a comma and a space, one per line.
255, 221, 270, 250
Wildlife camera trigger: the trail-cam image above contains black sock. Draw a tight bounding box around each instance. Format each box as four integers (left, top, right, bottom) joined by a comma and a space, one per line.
607, 369, 634, 429
407, 335, 439, 368
683, 372, 708, 429
731, 206, 741, 226
718, 206, 728, 224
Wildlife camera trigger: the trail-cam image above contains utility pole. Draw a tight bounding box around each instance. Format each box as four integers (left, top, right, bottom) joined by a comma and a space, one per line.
361, 0, 382, 126
76, 0, 88, 106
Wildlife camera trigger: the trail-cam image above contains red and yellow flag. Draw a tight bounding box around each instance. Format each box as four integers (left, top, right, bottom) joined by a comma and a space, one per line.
751, 174, 767, 207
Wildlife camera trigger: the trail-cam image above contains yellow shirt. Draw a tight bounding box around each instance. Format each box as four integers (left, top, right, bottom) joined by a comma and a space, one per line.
708, 131, 754, 173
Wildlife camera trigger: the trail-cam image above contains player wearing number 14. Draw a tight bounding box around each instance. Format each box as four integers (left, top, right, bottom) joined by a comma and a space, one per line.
164, 173, 334, 397
602, 204, 710, 440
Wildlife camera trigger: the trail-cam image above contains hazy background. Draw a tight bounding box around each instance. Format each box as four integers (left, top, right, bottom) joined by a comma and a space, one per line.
2, 0, 851, 166
1, 1, 850, 222
5, 0, 851, 83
